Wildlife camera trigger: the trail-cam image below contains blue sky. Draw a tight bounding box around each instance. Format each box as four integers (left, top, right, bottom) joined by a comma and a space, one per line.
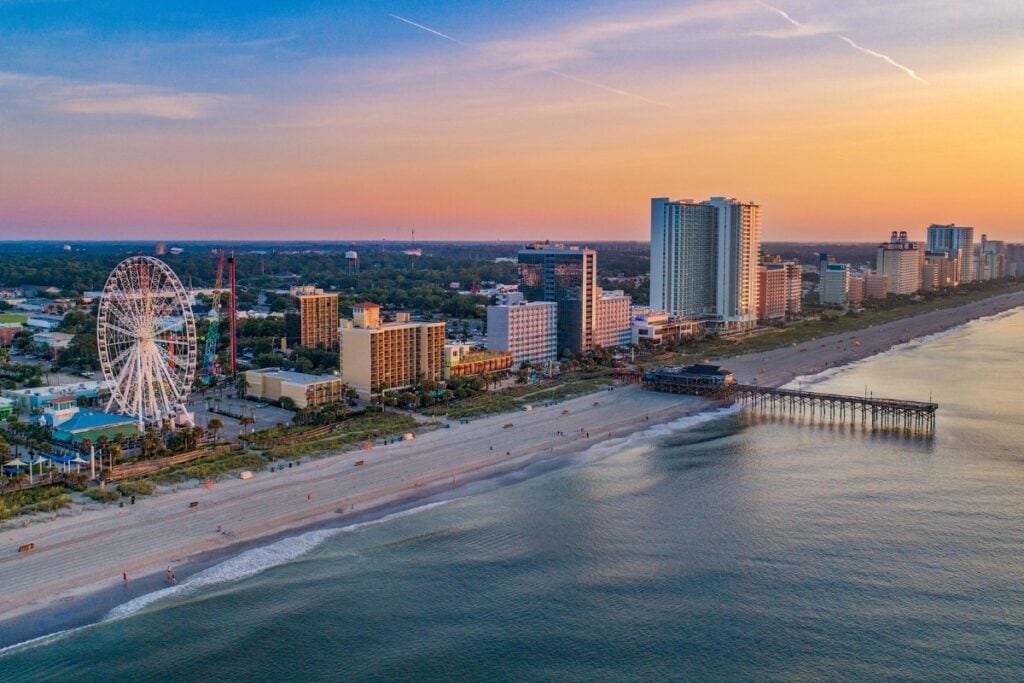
1, 1, 1022, 240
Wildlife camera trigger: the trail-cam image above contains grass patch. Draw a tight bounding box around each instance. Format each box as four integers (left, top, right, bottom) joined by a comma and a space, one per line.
264, 413, 418, 460
83, 488, 121, 504
423, 376, 612, 420
146, 451, 268, 485
117, 480, 155, 497
0, 313, 28, 324
0, 485, 72, 520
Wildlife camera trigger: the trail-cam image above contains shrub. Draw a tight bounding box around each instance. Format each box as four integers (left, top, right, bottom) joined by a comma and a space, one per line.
117, 480, 155, 497
84, 488, 121, 504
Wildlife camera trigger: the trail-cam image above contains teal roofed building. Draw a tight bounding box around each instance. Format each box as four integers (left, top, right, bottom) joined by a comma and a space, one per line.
52, 410, 140, 445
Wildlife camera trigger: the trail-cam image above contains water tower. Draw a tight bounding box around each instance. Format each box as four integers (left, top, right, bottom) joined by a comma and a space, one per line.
345, 250, 359, 272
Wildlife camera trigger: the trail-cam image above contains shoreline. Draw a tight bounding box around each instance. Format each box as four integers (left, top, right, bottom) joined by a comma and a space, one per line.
2, 290, 1023, 650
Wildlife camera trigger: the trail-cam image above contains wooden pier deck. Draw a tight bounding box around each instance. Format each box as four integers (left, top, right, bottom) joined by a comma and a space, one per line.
642, 370, 937, 433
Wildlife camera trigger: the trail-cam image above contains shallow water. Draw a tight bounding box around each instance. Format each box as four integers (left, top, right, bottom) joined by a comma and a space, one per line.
4, 309, 1023, 681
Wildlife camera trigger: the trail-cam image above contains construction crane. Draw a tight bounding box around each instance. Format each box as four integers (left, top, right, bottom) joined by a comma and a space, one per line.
201, 250, 226, 380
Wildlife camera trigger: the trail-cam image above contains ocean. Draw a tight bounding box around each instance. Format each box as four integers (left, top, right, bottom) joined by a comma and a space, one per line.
3, 309, 1024, 681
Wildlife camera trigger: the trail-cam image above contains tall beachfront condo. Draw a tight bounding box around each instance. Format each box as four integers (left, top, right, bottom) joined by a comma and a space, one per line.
285, 285, 340, 350
486, 301, 558, 367
339, 302, 445, 399
594, 289, 632, 348
876, 231, 923, 295
517, 243, 598, 355
758, 261, 802, 321
650, 196, 761, 330
926, 224, 975, 283
820, 262, 851, 306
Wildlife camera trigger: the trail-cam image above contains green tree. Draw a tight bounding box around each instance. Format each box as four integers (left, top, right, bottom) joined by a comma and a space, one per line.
207, 417, 224, 441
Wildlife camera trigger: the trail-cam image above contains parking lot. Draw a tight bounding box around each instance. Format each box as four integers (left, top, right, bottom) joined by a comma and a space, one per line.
186, 393, 295, 441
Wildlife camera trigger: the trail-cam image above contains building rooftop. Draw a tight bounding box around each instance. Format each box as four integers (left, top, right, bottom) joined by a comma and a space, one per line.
4, 381, 112, 398
246, 367, 340, 385
54, 410, 137, 433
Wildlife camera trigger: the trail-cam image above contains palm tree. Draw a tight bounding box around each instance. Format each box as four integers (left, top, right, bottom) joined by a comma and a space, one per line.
207, 417, 224, 442
238, 416, 255, 439
108, 443, 122, 470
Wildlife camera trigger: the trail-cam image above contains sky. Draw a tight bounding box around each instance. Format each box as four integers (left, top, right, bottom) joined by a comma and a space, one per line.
1, 0, 1022, 242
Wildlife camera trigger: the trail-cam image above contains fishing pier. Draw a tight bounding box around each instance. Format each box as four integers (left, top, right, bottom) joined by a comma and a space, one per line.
643, 365, 937, 433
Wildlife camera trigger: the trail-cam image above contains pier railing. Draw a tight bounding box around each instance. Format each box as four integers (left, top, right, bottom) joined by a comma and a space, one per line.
642, 371, 937, 433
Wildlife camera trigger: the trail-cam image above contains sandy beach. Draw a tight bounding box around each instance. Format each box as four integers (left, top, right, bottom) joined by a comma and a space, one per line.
2, 289, 1023, 646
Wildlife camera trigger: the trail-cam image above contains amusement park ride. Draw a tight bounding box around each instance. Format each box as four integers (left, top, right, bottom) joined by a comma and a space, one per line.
96, 252, 236, 430
200, 250, 237, 382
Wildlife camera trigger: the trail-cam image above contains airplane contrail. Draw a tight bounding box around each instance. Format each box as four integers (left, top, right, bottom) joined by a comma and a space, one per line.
837, 35, 925, 83
756, 2, 925, 83
756, 1, 803, 29
389, 14, 468, 47
389, 13, 672, 108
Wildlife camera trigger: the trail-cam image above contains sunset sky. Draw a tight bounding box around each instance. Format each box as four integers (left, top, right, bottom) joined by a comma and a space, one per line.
1, 1, 1021, 242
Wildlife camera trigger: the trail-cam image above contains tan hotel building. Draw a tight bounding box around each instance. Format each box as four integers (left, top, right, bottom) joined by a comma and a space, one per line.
339, 303, 445, 398
288, 286, 340, 350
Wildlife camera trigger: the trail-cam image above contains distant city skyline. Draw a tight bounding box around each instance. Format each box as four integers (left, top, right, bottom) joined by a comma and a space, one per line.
2, 1, 1022, 240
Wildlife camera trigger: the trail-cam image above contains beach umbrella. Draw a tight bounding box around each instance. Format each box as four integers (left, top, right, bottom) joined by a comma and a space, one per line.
30, 456, 48, 484
72, 455, 88, 473
3, 458, 28, 480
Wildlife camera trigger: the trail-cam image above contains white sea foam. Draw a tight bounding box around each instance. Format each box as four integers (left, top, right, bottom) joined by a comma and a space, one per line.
104, 499, 455, 622
566, 404, 744, 466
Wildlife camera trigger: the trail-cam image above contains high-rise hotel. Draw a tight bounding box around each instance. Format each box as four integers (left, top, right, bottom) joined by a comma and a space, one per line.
926, 224, 974, 283
339, 303, 445, 399
517, 243, 598, 355
650, 197, 761, 330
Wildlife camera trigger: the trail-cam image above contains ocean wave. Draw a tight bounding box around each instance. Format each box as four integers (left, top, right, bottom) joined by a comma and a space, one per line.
104, 499, 455, 622
567, 404, 744, 465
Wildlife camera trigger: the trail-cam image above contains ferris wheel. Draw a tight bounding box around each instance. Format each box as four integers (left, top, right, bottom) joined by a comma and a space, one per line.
97, 256, 198, 428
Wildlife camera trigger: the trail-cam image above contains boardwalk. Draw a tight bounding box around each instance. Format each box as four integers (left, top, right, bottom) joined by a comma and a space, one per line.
643, 369, 937, 433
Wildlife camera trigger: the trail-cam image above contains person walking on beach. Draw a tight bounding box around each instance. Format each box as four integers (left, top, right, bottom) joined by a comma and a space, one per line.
166, 566, 176, 585
122, 571, 128, 585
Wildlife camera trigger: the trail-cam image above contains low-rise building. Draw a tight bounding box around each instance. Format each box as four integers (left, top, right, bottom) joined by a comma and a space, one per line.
486, 300, 558, 367
33, 331, 75, 357
630, 310, 698, 346
25, 314, 65, 331
0, 396, 13, 419
443, 344, 514, 379
339, 303, 445, 398
41, 396, 140, 445
0, 324, 22, 346
4, 381, 112, 413
244, 368, 345, 408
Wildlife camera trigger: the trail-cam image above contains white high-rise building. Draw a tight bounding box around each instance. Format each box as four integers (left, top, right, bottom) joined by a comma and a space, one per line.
486, 301, 558, 367
820, 263, 851, 307
594, 289, 631, 348
876, 231, 923, 295
650, 196, 761, 329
